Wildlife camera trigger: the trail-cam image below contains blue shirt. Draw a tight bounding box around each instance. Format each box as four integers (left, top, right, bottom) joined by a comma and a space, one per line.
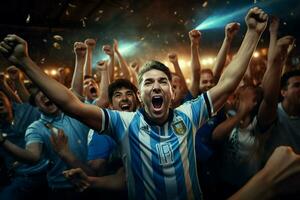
88, 133, 116, 160
25, 112, 90, 188
99, 92, 213, 200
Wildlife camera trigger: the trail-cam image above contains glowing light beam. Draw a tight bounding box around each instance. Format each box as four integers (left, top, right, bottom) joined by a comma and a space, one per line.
195, 1, 275, 30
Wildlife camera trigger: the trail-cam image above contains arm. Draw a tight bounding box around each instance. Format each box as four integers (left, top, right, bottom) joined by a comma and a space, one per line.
209, 7, 268, 112
130, 61, 140, 86
70, 42, 87, 100
94, 61, 110, 108
113, 39, 131, 79
188, 30, 201, 97
7, 65, 30, 102
63, 167, 126, 191
49, 126, 95, 176
102, 45, 115, 83
257, 17, 294, 130
0, 134, 41, 164
229, 146, 300, 200
0, 34, 103, 131
0, 72, 22, 103
213, 22, 240, 83
168, 53, 189, 94
83, 38, 96, 77
213, 87, 257, 141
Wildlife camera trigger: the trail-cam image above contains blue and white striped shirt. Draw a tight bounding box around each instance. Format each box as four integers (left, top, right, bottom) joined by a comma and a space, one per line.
100, 92, 213, 200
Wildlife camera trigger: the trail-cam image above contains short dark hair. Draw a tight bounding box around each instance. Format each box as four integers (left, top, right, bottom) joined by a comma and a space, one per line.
108, 79, 138, 103
138, 60, 172, 85
280, 70, 300, 89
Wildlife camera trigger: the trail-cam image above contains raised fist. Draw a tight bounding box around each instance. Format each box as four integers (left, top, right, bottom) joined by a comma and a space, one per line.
189, 30, 201, 45
84, 38, 96, 49
74, 42, 87, 58
168, 53, 178, 64
245, 7, 268, 34
225, 22, 240, 40
102, 45, 114, 56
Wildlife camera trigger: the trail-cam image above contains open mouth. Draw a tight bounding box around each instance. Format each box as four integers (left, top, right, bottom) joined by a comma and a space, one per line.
90, 87, 97, 96
120, 104, 130, 111
44, 101, 53, 107
152, 96, 163, 109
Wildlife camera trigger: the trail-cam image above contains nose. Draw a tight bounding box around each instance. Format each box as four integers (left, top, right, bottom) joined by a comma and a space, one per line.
152, 81, 162, 93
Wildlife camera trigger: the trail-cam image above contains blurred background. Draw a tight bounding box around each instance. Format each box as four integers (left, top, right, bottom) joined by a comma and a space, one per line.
0, 0, 299, 81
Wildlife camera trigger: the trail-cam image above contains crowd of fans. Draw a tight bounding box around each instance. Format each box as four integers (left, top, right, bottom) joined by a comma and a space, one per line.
0, 7, 300, 200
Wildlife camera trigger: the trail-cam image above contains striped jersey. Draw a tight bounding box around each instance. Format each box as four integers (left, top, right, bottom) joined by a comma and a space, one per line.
99, 92, 213, 200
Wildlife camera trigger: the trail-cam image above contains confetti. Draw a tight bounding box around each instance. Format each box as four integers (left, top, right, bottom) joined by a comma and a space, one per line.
68, 3, 76, 8
130, 9, 134, 13
290, 12, 294, 16
146, 22, 152, 28
26, 14, 30, 23
53, 42, 61, 49
42, 39, 47, 43
283, 22, 287, 25
202, 1, 208, 8
53, 35, 63, 41
40, 58, 46, 64
254, 0, 257, 3
174, 11, 177, 15
80, 18, 86, 27
95, 16, 101, 22
226, 1, 230, 4
65, 10, 70, 16
140, 37, 145, 41
98, 10, 103, 14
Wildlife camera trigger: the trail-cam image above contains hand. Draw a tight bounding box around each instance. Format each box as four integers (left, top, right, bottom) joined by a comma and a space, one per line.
102, 45, 114, 56
73, 42, 87, 58
245, 7, 268, 34
84, 38, 96, 49
6, 65, 22, 82
225, 22, 240, 41
48, 125, 70, 156
269, 36, 295, 64
130, 61, 140, 73
63, 168, 90, 192
168, 53, 178, 64
269, 16, 279, 34
264, 146, 300, 183
0, 34, 29, 66
188, 30, 201, 45
113, 39, 119, 52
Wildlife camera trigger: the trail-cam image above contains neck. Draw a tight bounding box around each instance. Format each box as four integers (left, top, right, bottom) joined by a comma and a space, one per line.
282, 100, 300, 117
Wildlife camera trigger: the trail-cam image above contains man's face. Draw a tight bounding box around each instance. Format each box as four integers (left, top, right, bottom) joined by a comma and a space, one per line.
282, 76, 300, 108
199, 72, 214, 92
171, 75, 185, 106
110, 87, 138, 112
0, 92, 13, 123
35, 91, 59, 116
139, 69, 173, 124
83, 78, 99, 100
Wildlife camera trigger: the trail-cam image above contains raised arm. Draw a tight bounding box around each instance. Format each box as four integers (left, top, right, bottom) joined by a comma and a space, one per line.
257, 34, 294, 130
102, 44, 115, 82
70, 42, 87, 100
94, 61, 110, 108
209, 7, 268, 112
6, 65, 30, 102
213, 22, 240, 83
188, 30, 201, 97
0, 72, 22, 103
84, 38, 96, 77
130, 61, 140, 86
0, 34, 102, 131
168, 53, 189, 94
113, 39, 131, 79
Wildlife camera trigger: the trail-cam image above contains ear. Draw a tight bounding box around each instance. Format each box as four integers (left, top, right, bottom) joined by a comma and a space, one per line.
137, 90, 142, 103
281, 89, 287, 98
